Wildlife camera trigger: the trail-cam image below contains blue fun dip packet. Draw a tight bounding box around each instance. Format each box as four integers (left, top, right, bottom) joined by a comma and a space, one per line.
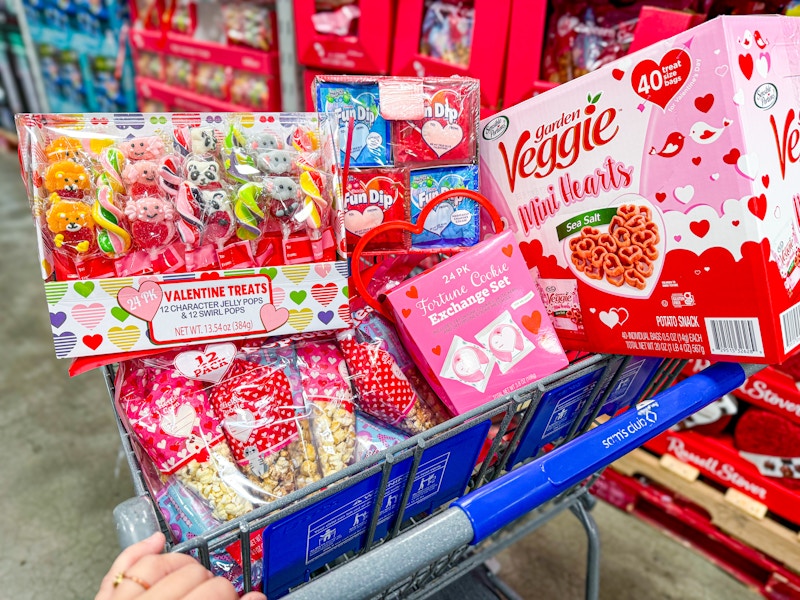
409, 164, 479, 248
315, 81, 391, 167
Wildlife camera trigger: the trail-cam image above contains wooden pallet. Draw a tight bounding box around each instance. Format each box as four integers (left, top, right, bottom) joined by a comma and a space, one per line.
592, 448, 800, 600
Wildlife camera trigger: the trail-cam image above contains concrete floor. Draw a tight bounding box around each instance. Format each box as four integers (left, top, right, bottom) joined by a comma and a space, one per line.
0, 150, 761, 599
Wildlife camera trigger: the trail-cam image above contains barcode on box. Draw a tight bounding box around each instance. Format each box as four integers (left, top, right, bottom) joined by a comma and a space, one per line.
780, 302, 800, 353
705, 317, 764, 357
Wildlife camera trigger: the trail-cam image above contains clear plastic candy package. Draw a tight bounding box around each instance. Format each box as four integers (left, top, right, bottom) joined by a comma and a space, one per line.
313, 74, 480, 254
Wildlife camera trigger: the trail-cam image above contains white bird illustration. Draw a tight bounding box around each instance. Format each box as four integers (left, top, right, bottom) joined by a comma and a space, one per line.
689, 118, 732, 144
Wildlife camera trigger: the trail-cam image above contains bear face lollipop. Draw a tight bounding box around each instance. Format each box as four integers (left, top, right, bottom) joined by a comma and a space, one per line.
124, 192, 177, 256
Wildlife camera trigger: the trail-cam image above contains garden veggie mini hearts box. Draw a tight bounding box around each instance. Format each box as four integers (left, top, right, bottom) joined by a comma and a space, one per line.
479, 15, 800, 364
385, 230, 569, 415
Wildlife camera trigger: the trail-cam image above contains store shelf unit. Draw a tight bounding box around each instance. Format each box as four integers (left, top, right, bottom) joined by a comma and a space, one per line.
15, 0, 136, 112
130, 18, 281, 112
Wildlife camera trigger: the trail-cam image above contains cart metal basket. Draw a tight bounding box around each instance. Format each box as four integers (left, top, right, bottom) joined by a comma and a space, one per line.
107, 354, 758, 600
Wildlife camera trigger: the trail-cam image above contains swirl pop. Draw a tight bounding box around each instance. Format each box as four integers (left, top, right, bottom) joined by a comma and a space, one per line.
92, 184, 132, 256
98, 147, 127, 195
234, 182, 265, 240
175, 182, 203, 247
159, 155, 184, 200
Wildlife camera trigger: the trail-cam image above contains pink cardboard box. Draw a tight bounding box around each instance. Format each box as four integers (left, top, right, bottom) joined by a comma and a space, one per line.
294, 0, 395, 74
385, 230, 568, 414
391, 0, 512, 109
479, 15, 800, 364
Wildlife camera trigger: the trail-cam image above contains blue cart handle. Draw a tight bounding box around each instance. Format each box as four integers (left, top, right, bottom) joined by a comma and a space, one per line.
453, 361, 760, 544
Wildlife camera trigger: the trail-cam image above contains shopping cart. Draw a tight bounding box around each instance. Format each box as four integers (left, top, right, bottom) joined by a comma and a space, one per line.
107, 355, 759, 600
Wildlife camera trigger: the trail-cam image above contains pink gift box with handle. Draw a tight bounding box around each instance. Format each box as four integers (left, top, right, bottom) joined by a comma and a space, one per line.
384, 229, 569, 415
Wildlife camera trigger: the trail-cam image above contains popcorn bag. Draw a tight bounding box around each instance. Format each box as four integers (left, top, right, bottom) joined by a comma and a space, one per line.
115, 355, 260, 521
479, 15, 800, 363
208, 345, 322, 498
337, 306, 447, 435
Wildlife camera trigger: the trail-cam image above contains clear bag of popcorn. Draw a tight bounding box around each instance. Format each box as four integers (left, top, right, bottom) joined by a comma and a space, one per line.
115, 352, 266, 522
337, 304, 449, 435
208, 343, 322, 497
293, 337, 357, 477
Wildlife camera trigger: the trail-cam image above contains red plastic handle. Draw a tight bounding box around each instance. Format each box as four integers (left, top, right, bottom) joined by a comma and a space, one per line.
350, 189, 506, 322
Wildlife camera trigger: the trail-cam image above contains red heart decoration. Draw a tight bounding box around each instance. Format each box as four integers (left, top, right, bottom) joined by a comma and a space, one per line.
762, 174, 770, 188
692, 156, 701, 166
732, 220, 740, 226
655, 192, 666, 203
351, 189, 505, 321
748, 194, 767, 220
406, 285, 419, 299
432, 345, 441, 355
612, 68, 624, 80
402, 308, 412, 318
694, 94, 714, 113
723, 148, 741, 164
739, 53, 754, 80
630, 49, 691, 109
310, 282, 338, 306
689, 220, 710, 238
521, 311, 542, 335
502, 244, 513, 257
83, 334, 103, 350
199, 271, 222, 280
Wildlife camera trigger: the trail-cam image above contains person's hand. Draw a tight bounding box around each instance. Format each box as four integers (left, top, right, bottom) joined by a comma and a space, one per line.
95, 532, 266, 600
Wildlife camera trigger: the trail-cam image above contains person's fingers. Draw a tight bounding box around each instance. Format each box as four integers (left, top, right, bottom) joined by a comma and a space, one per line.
111, 553, 202, 600
240, 591, 268, 600
136, 561, 212, 599
180, 575, 243, 600
95, 532, 166, 600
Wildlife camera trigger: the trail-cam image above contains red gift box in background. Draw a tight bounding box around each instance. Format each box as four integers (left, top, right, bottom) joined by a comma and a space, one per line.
391, 0, 512, 111
294, 0, 396, 74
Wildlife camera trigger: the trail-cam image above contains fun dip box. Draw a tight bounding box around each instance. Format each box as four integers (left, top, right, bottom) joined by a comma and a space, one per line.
479, 15, 800, 364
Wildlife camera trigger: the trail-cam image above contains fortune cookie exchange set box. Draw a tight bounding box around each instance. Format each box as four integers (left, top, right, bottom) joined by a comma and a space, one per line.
480, 15, 800, 365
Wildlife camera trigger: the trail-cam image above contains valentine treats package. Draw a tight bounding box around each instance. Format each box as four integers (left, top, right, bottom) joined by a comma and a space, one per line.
15, 112, 351, 360
479, 15, 800, 363
384, 229, 570, 415
313, 75, 481, 254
